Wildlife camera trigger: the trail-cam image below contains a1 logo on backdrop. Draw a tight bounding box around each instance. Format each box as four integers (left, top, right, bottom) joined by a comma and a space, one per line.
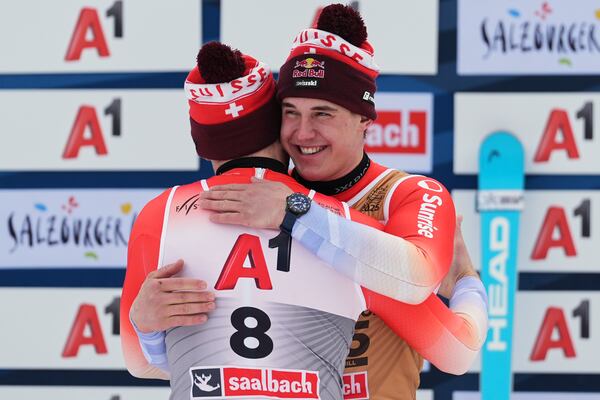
0, 90, 196, 171
530, 198, 591, 261
0, 1, 200, 73
63, 297, 120, 358
454, 93, 600, 174
64, 98, 121, 160
529, 299, 589, 362
65, 1, 123, 62
512, 292, 599, 374
533, 101, 593, 163
453, 190, 598, 273
0, 288, 126, 369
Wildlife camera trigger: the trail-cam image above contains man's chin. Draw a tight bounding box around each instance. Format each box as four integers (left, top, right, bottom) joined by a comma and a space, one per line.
294, 165, 331, 181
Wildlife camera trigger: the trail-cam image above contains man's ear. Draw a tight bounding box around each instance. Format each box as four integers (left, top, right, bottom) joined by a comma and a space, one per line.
360, 116, 373, 129
360, 116, 373, 138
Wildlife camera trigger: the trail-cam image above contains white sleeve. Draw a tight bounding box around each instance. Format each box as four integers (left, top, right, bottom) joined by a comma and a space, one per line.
292, 203, 435, 304
131, 315, 170, 374
449, 276, 489, 348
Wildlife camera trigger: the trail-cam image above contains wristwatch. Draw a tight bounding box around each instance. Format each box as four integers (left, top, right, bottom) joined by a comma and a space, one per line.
280, 193, 312, 234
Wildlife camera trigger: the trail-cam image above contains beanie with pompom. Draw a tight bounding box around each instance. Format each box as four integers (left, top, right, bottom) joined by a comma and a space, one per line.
277, 4, 379, 120
185, 41, 280, 160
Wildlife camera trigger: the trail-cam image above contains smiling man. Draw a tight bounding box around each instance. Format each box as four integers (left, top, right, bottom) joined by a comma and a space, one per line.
198, 4, 488, 399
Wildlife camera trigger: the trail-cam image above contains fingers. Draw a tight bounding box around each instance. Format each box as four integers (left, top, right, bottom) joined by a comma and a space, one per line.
149, 259, 184, 279
200, 189, 244, 201
199, 198, 244, 213
166, 290, 215, 305
169, 301, 216, 316
209, 212, 248, 226
208, 184, 251, 192
456, 214, 463, 229
168, 313, 208, 327
157, 277, 208, 292
453, 213, 465, 241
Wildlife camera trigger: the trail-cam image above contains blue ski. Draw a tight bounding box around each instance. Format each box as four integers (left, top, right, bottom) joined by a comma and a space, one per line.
478, 131, 525, 400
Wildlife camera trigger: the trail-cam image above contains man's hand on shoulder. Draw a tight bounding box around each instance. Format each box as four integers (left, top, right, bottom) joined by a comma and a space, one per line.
130, 259, 215, 333
199, 178, 293, 229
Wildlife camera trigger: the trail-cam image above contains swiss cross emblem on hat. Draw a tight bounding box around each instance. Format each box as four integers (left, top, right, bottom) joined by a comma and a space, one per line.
224, 102, 244, 118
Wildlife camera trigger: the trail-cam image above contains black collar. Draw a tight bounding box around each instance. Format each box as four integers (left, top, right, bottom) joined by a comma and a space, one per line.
291, 153, 371, 195
216, 157, 289, 176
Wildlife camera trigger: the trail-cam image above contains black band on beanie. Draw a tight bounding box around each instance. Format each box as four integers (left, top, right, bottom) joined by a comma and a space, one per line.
190, 95, 281, 160
277, 54, 377, 120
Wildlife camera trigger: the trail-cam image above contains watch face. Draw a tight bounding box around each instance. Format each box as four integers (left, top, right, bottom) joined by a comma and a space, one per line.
288, 193, 311, 215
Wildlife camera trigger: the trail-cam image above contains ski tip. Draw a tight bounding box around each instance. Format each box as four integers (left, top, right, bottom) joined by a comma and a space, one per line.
478, 131, 525, 190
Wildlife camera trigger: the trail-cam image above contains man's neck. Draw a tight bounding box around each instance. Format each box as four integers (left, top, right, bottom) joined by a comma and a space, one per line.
215, 157, 289, 175
210, 143, 289, 172
292, 153, 371, 196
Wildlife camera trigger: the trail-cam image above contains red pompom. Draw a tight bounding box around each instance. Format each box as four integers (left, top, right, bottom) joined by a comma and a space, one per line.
197, 41, 246, 84
316, 4, 367, 47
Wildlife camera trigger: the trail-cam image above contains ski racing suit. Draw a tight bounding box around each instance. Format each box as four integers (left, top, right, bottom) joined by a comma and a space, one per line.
121, 159, 487, 400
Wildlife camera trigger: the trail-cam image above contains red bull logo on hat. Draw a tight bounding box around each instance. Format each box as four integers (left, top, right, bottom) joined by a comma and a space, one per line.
293, 57, 326, 80
294, 57, 325, 69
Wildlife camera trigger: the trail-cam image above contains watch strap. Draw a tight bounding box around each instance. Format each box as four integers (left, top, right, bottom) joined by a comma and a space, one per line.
280, 210, 298, 235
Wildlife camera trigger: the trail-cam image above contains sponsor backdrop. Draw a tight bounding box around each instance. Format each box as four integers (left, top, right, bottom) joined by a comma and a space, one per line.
0, 1, 599, 400
457, 0, 600, 75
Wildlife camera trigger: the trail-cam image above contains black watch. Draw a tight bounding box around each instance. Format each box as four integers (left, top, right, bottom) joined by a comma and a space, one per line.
280, 193, 311, 234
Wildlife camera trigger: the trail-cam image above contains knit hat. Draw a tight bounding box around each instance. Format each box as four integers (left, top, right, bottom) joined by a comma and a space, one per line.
185, 42, 281, 160
277, 4, 379, 120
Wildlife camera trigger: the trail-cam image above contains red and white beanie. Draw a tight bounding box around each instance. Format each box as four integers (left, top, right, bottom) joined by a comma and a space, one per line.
277, 4, 380, 120
185, 42, 280, 160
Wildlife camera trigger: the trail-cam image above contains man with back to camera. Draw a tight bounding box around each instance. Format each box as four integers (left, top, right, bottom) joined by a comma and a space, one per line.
198, 4, 488, 399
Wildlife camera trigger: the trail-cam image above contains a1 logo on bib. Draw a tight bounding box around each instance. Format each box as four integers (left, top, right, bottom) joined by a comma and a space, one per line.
190, 368, 223, 398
